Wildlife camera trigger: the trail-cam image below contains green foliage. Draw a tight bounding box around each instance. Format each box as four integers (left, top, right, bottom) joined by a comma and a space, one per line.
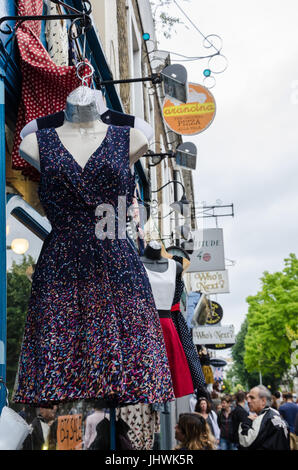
6, 256, 34, 395
150, 0, 189, 39
244, 254, 298, 381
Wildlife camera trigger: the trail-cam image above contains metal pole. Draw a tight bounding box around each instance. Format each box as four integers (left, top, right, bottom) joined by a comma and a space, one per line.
110, 407, 116, 451
0, 76, 7, 413
259, 370, 262, 385
173, 170, 179, 246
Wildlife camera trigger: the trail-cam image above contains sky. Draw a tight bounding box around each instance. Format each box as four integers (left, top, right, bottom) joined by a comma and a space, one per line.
155, 0, 298, 350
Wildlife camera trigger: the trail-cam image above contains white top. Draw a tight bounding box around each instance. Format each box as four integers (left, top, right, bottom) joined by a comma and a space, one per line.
145, 259, 177, 310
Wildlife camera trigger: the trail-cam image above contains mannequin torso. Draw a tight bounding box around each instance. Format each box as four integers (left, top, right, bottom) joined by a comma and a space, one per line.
19, 89, 148, 172
141, 241, 182, 274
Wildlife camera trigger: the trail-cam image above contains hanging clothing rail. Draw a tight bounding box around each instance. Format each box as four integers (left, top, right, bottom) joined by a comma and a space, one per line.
0, 0, 92, 39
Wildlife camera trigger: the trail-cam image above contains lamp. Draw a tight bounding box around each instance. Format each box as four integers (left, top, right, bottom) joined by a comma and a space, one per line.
7, 238, 29, 255
151, 181, 190, 218
143, 142, 197, 170
95, 64, 189, 103
175, 142, 197, 170
160, 64, 189, 103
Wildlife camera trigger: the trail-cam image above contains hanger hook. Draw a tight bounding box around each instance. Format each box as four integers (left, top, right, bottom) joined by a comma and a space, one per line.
76, 61, 94, 86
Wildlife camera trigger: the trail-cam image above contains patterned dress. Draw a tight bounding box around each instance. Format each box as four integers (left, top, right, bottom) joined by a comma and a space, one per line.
171, 255, 206, 389
13, 125, 174, 407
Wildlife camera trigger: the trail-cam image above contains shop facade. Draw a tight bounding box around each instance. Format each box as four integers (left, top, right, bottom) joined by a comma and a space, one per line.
0, 0, 196, 450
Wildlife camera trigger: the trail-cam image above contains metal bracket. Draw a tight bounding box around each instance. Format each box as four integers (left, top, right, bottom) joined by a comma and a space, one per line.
0, 0, 92, 40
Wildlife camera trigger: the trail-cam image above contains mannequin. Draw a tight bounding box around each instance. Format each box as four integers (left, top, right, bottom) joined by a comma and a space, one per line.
19, 86, 149, 171
142, 241, 193, 398
20, 89, 154, 142
140, 241, 183, 275
13, 83, 175, 408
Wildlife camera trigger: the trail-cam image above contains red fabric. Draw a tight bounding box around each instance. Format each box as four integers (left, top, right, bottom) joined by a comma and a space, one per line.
12, 0, 83, 180
159, 318, 194, 398
171, 302, 180, 312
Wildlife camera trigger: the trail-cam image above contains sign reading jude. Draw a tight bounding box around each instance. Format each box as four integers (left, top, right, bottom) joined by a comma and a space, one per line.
187, 228, 225, 273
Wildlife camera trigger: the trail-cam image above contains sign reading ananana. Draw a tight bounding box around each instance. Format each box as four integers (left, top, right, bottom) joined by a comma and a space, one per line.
57, 414, 82, 450
162, 82, 216, 135
192, 324, 235, 346
190, 270, 230, 294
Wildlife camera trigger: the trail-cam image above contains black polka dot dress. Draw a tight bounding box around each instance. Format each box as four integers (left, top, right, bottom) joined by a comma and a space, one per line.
171, 256, 206, 389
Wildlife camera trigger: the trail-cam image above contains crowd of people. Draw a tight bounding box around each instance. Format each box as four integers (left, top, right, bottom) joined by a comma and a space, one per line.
17, 386, 298, 451
174, 386, 298, 451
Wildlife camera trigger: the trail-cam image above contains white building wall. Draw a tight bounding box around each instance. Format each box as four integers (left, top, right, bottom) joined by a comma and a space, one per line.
90, 0, 120, 81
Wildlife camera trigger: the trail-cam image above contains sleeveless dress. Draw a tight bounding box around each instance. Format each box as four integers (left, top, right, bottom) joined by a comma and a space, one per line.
145, 260, 194, 398
13, 125, 174, 407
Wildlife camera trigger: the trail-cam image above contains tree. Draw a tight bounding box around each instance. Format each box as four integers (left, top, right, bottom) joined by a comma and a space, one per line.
150, 0, 189, 39
244, 254, 298, 387
6, 256, 34, 396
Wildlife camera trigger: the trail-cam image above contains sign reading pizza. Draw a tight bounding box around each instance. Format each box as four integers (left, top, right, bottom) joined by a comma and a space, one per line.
162, 82, 216, 135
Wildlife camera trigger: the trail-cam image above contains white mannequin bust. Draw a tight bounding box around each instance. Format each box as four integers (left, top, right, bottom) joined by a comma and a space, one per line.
19, 86, 149, 172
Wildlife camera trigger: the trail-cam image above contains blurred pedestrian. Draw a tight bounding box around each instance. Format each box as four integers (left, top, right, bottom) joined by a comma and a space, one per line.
279, 392, 298, 450
238, 385, 290, 450
174, 413, 216, 450
273, 391, 282, 408
195, 397, 220, 445
230, 390, 249, 448
83, 402, 106, 450
22, 405, 58, 450
217, 395, 237, 450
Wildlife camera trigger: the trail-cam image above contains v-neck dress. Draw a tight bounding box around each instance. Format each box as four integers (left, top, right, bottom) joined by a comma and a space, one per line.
13, 125, 174, 407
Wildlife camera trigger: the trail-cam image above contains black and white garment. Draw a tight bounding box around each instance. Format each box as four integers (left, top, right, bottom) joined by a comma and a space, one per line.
170, 255, 206, 389
239, 407, 290, 450
45, 1, 69, 67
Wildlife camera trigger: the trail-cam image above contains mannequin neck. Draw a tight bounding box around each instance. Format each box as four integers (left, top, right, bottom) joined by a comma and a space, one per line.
64, 100, 100, 123
143, 243, 162, 260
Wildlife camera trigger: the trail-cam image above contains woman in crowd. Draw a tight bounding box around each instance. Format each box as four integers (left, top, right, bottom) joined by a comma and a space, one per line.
174, 413, 216, 450
217, 395, 237, 450
195, 397, 220, 445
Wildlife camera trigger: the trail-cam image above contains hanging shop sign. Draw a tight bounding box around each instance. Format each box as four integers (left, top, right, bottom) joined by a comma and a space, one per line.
210, 358, 227, 367
189, 270, 230, 294
162, 82, 216, 136
186, 228, 225, 273
207, 343, 235, 350
206, 301, 223, 325
57, 414, 83, 451
192, 324, 235, 346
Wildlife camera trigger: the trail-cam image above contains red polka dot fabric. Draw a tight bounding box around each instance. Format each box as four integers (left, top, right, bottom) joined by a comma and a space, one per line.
12, 0, 83, 181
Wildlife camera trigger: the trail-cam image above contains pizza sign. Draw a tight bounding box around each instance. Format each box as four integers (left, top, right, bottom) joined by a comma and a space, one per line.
163, 82, 216, 135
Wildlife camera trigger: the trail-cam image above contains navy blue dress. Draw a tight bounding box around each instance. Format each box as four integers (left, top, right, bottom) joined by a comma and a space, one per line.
13, 125, 174, 407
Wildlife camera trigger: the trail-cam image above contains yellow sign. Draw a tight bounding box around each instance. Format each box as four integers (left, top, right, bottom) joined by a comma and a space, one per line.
57, 414, 83, 450
162, 82, 216, 135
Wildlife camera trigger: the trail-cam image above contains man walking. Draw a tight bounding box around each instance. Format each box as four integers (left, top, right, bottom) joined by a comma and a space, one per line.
230, 390, 249, 448
279, 392, 298, 450
22, 405, 58, 450
238, 385, 290, 450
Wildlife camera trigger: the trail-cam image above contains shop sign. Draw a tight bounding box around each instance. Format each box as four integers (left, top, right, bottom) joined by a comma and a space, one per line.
192, 324, 235, 346
186, 228, 225, 273
207, 343, 235, 350
206, 301, 223, 325
57, 414, 83, 450
162, 82, 216, 135
210, 358, 227, 367
189, 270, 230, 294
